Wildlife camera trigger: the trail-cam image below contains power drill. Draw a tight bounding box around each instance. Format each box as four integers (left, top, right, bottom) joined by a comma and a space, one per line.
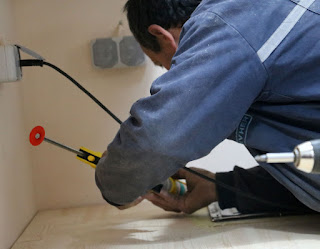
255, 139, 320, 174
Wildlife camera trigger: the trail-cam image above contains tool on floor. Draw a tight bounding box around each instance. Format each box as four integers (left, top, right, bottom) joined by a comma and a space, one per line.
255, 139, 320, 174
29, 126, 186, 195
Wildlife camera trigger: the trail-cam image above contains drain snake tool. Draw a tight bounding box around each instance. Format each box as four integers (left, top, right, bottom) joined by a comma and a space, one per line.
29, 126, 186, 196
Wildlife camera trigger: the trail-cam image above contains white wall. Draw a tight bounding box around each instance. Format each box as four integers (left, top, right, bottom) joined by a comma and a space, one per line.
0, 1, 37, 249
11, 0, 257, 213
12, 0, 167, 210
187, 139, 257, 172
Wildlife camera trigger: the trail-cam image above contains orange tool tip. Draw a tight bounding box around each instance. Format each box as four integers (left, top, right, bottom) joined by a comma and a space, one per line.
29, 126, 45, 146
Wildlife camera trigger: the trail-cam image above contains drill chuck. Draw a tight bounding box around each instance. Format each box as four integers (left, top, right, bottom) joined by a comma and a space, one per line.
293, 140, 319, 173
255, 139, 320, 174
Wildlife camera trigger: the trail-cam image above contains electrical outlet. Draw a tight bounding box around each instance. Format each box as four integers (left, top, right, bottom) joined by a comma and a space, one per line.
0, 45, 22, 83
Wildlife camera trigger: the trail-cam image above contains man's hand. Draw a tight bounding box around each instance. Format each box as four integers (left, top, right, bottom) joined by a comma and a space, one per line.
144, 167, 217, 214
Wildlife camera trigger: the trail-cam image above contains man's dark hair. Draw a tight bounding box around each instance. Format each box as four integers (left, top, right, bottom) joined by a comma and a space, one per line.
124, 0, 201, 52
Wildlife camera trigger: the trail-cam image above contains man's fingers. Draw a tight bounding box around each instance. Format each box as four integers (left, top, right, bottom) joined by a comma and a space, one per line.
144, 193, 170, 209
145, 192, 171, 203
148, 198, 181, 213
171, 168, 188, 179
158, 189, 198, 214
145, 192, 182, 212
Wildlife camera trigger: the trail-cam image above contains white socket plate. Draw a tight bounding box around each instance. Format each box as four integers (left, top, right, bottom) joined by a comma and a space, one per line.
0, 45, 22, 83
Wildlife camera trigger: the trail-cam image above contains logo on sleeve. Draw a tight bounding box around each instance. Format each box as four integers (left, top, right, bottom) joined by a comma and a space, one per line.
236, 114, 252, 145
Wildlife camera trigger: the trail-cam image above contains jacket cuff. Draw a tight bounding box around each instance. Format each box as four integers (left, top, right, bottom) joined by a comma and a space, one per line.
101, 195, 122, 207
95, 170, 122, 207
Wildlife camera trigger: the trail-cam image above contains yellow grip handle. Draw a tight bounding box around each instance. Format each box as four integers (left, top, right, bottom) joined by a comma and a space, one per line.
76, 147, 102, 169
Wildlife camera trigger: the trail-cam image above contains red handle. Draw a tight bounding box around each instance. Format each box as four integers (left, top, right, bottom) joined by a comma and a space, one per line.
29, 126, 45, 146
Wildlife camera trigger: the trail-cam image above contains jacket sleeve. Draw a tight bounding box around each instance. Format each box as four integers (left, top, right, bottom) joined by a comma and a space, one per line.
95, 11, 268, 206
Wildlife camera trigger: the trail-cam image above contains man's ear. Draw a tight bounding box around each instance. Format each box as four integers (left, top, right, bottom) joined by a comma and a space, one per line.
148, 24, 177, 50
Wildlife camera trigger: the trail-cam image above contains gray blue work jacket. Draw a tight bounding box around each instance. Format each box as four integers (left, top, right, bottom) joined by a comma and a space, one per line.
96, 0, 320, 211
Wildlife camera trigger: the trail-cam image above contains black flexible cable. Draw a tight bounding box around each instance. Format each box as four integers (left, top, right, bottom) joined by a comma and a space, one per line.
43, 61, 123, 125
20, 59, 299, 211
